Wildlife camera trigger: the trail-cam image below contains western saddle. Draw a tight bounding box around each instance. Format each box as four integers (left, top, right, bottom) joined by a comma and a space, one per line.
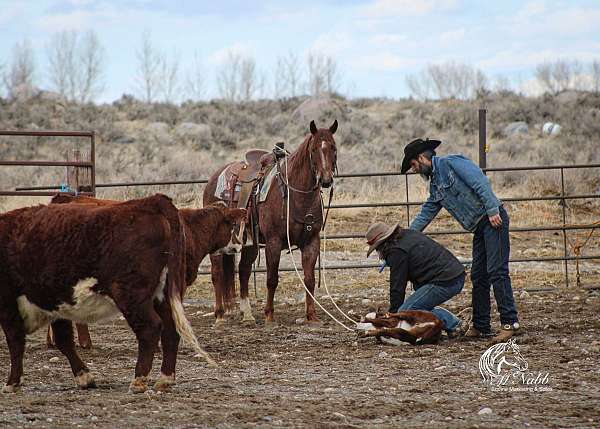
219, 147, 279, 245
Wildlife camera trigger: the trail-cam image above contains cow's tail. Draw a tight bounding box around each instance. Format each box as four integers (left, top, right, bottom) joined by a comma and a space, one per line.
159, 194, 218, 367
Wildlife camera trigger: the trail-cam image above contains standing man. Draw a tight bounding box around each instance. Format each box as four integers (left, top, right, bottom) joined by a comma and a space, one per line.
365, 221, 470, 338
401, 138, 520, 342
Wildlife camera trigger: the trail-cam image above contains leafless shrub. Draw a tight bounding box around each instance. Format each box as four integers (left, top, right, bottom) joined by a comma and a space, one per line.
184, 51, 205, 101
306, 52, 340, 96
274, 52, 302, 99
405, 61, 488, 100
135, 31, 162, 103
216, 52, 262, 102
3, 39, 36, 99
591, 60, 600, 94
535, 60, 585, 94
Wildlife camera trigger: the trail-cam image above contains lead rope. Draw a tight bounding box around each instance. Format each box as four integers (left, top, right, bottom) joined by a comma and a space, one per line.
319, 197, 362, 325
283, 154, 355, 332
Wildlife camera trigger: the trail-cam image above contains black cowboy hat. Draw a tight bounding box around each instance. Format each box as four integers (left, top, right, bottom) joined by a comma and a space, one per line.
400, 138, 442, 174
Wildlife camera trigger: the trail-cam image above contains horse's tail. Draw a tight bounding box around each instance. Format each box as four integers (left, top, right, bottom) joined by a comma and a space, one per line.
222, 253, 237, 309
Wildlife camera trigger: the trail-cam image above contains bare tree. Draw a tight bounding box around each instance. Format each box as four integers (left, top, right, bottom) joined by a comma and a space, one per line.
184, 51, 205, 101
591, 60, 600, 94
493, 75, 512, 93
135, 31, 162, 102
405, 61, 488, 100
273, 52, 302, 98
535, 60, 583, 94
159, 52, 180, 103
3, 39, 36, 99
216, 51, 240, 102
239, 56, 257, 101
216, 52, 261, 102
47, 30, 105, 102
77, 30, 105, 103
307, 52, 341, 96
405, 73, 432, 100
47, 31, 77, 98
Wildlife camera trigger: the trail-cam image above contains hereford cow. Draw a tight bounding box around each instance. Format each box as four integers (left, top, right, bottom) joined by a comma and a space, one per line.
0, 194, 232, 394
46, 194, 246, 349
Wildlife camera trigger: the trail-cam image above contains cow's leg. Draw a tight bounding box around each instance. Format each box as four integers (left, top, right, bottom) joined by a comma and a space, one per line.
120, 301, 162, 394
222, 254, 236, 316
50, 319, 95, 389
1, 307, 26, 393
301, 238, 320, 322
264, 239, 282, 323
153, 298, 179, 391
47, 323, 91, 349
46, 325, 56, 348
210, 254, 227, 326
76, 324, 92, 349
238, 245, 258, 323
358, 327, 418, 345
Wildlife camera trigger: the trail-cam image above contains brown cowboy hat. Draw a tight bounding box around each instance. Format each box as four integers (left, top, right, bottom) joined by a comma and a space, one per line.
365, 222, 398, 257
400, 138, 442, 174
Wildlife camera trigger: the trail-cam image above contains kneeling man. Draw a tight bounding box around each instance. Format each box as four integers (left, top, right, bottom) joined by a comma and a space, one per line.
366, 222, 469, 337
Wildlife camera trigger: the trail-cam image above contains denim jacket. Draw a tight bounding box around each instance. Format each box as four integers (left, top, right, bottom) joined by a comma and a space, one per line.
409, 155, 501, 232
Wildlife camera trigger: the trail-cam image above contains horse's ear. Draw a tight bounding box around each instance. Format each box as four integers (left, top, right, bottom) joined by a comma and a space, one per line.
329, 119, 338, 134
310, 120, 318, 135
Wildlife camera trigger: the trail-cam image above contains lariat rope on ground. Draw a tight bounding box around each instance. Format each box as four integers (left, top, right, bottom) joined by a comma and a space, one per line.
283, 155, 355, 332
564, 220, 600, 288
319, 197, 363, 325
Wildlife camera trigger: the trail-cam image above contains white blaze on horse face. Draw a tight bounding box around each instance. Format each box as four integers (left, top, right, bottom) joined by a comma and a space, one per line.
17, 278, 120, 334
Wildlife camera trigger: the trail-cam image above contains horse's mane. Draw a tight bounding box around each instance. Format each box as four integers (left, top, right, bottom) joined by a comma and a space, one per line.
288, 134, 313, 171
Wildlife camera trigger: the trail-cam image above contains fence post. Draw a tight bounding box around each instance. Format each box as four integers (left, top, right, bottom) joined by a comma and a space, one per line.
478, 109, 487, 172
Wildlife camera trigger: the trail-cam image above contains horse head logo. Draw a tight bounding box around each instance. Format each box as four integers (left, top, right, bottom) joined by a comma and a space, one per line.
479, 338, 529, 383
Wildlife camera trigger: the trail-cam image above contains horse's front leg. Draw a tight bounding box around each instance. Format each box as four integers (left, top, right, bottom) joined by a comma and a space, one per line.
301, 237, 320, 322
264, 238, 282, 324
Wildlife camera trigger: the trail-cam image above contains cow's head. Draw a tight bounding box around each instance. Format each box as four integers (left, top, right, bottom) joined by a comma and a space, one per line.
210, 208, 247, 255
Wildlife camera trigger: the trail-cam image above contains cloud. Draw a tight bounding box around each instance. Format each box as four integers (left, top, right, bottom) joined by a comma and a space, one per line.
439, 28, 465, 45
352, 52, 419, 72
509, 2, 600, 38
477, 48, 600, 71
207, 43, 255, 65
370, 33, 408, 45
358, 0, 459, 18
310, 32, 353, 56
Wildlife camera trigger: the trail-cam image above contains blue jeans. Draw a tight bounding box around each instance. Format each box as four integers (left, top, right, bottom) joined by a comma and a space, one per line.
471, 206, 519, 333
397, 273, 465, 332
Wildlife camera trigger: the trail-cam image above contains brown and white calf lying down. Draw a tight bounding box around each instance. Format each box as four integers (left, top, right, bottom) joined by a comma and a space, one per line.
46, 194, 246, 350
356, 310, 443, 345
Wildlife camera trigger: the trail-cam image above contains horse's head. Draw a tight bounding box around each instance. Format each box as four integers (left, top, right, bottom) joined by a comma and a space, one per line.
502, 338, 529, 372
308, 119, 338, 188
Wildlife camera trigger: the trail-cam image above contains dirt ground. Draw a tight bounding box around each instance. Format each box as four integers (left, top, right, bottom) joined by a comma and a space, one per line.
1, 273, 600, 429
1, 201, 600, 428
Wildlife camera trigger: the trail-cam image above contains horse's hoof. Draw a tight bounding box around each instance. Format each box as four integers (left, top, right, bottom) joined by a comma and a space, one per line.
75, 370, 96, 389
306, 319, 323, 329
128, 377, 148, 394
242, 318, 256, 327
79, 341, 92, 349
213, 318, 227, 329
154, 373, 175, 392
2, 384, 19, 394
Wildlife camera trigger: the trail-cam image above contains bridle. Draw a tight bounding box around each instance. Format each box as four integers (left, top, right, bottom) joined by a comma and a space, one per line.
277, 134, 337, 194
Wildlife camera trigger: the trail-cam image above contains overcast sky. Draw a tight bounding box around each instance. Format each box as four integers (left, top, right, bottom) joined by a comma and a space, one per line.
1, 0, 599, 102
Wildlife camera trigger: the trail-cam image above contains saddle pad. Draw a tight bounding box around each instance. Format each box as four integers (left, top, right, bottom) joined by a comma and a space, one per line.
214, 164, 242, 202
258, 166, 278, 202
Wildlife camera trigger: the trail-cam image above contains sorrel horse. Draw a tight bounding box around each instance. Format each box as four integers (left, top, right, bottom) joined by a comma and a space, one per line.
203, 120, 338, 324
